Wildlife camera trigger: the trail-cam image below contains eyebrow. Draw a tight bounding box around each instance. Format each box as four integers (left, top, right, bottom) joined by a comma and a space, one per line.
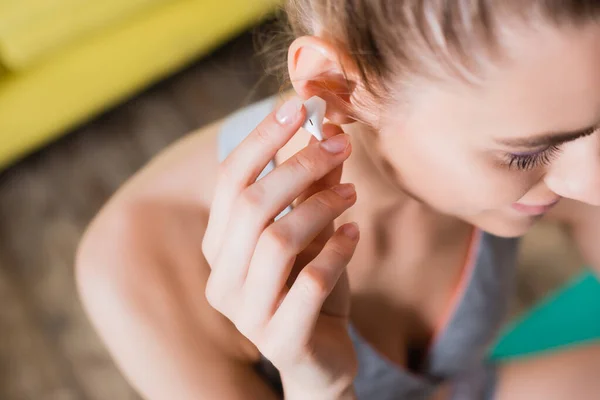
496, 125, 598, 149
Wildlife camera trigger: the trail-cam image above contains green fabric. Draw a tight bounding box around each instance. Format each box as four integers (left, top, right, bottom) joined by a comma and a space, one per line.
491, 270, 600, 361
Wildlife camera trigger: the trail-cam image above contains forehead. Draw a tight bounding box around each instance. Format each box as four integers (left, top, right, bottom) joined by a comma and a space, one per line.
398, 22, 600, 141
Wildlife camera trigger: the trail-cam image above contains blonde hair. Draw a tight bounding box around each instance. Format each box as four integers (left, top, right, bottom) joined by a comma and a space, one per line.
261, 0, 600, 114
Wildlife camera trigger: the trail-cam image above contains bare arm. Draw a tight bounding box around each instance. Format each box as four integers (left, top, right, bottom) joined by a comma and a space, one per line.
493, 344, 600, 399
76, 122, 279, 400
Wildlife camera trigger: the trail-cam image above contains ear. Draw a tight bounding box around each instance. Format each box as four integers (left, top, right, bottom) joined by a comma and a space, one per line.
288, 36, 360, 125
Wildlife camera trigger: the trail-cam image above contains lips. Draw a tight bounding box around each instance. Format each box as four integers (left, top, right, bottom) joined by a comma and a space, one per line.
511, 200, 560, 216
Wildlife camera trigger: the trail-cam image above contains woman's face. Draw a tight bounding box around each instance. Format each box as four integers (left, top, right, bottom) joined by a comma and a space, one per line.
379, 22, 600, 237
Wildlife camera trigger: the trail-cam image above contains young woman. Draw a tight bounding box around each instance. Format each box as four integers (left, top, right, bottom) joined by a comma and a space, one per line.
76, 1, 600, 399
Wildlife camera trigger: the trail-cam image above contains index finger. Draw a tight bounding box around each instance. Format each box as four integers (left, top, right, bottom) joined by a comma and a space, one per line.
204, 97, 306, 261
221, 96, 306, 191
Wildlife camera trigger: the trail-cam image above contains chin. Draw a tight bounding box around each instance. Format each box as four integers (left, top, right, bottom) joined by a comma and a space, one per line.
465, 213, 538, 238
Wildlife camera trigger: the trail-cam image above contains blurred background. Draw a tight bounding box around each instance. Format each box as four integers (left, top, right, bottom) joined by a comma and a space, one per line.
0, 0, 587, 399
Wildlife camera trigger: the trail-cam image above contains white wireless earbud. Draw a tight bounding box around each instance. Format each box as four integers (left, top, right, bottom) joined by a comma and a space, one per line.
302, 96, 327, 141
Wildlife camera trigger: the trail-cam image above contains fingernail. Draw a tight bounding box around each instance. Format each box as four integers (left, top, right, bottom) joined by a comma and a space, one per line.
342, 223, 359, 240
331, 183, 356, 199
321, 134, 349, 153
276, 97, 303, 125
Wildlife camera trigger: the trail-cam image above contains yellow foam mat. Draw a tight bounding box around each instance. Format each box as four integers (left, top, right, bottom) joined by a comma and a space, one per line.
0, 0, 280, 170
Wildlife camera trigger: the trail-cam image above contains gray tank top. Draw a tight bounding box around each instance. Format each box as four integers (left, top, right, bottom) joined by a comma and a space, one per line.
217, 95, 519, 399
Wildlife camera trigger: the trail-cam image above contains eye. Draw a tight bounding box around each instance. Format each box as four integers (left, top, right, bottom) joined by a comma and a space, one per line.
505, 145, 562, 171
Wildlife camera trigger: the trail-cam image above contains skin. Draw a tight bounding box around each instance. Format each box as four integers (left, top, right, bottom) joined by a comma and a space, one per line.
76, 17, 600, 400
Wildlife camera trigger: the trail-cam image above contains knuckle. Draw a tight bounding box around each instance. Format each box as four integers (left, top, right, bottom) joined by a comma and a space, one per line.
258, 341, 278, 363
254, 125, 273, 146
237, 185, 265, 214
217, 160, 233, 182
204, 272, 237, 315
233, 312, 263, 343
261, 226, 295, 254
296, 268, 330, 300
312, 192, 339, 214
260, 340, 293, 367
204, 280, 224, 312
292, 152, 319, 175
327, 240, 351, 260
201, 236, 214, 265
233, 319, 254, 341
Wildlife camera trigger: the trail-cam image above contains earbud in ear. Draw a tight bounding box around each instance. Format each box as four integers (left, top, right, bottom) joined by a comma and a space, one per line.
302, 96, 327, 141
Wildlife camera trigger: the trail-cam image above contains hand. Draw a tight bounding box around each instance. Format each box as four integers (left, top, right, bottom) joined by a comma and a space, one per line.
202, 97, 359, 399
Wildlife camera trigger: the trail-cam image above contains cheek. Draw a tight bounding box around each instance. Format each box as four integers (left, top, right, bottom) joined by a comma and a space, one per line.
383, 136, 535, 212
462, 169, 537, 210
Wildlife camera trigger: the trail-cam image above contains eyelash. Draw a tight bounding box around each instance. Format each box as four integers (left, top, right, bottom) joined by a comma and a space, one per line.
506, 145, 562, 171
504, 126, 599, 171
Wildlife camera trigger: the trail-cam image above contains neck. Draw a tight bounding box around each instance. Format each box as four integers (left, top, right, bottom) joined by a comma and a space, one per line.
343, 121, 413, 208
342, 121, 468, 233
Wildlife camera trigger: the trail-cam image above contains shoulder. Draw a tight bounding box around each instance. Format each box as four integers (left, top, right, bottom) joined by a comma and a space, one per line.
114, 118, 223, 211
111, 94, 284, 210
75, 118, 259, 374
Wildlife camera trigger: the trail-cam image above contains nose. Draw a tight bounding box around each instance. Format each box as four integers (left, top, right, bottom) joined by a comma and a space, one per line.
544, 134, 600, 206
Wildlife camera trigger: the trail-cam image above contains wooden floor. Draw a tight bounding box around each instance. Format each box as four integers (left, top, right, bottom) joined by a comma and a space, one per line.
0, 27, 586, 400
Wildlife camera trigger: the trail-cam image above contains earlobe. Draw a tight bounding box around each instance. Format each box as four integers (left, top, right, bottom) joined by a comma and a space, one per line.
288, 36, 358, 125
